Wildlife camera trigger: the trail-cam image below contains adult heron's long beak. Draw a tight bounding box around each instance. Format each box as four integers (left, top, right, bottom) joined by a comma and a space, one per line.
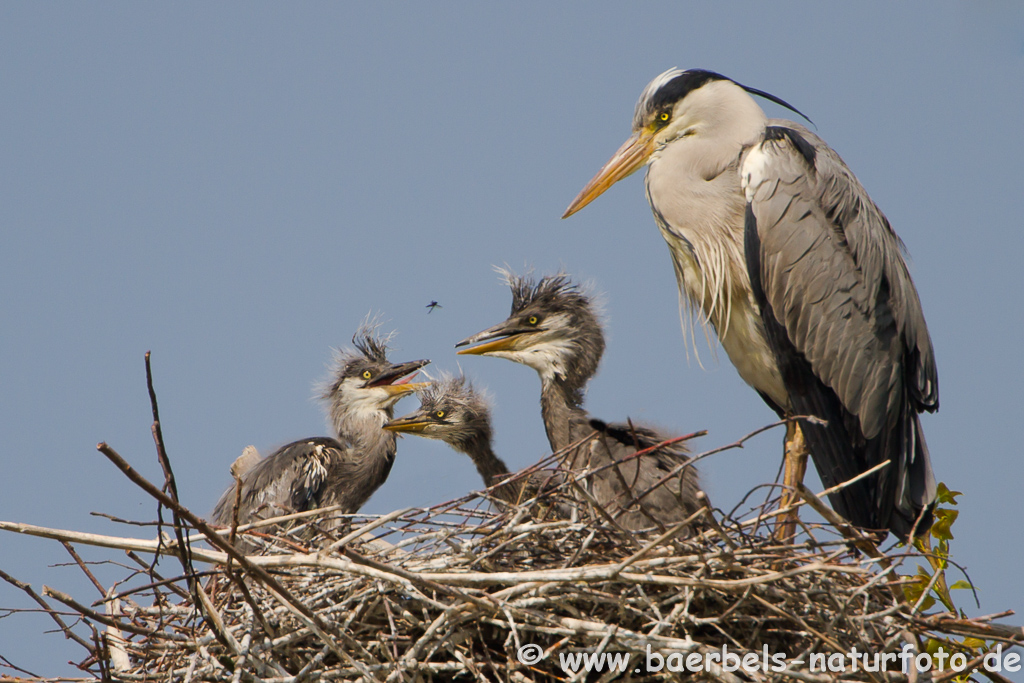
382, 413, 431, 433
562, 130, 655, 218
455, 322, 532, 355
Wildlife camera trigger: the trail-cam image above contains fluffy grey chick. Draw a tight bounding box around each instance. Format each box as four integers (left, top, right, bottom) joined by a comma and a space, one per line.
457, 272, 701, 532
383, 374, 532, 505
212, 327, 428, 529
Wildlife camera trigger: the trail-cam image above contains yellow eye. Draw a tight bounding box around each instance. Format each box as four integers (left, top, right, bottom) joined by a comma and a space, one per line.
435, 410, 445, 419
362, 370, 372, 380
659, 112, 670, 122
528, 315, 539, 325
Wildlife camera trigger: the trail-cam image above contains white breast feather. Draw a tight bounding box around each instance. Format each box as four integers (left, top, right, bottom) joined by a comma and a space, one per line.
741, 143, 771, 203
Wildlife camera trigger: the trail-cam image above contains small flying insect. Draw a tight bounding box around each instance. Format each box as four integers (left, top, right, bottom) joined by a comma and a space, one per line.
426, 301, 442, 314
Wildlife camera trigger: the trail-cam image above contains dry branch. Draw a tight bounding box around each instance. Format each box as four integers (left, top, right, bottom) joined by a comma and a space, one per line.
3, 464, 1019, 682
0, 371, 1017, 681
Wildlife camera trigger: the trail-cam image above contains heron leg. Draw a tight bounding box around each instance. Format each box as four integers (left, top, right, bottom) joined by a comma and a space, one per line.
776, 420, 808, 543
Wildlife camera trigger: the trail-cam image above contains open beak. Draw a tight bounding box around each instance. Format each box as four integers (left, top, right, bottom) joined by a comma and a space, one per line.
383, 412, 431, 434
562, 128, 656, 218
455, 322, 533, 356
371, 359, 431, 396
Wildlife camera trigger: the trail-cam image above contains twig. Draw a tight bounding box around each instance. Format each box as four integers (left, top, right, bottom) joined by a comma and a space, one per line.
60, 542, 107, 598
696, 491, 738, 552
0, 568, 94, 652
41, 586, 186, 642
0, 411, 1014, 682
94, 442, 347, 660
320, 507, 412, 557
123, 551, 193, 600
612, 512, 702, 576
143, 352, 201, 637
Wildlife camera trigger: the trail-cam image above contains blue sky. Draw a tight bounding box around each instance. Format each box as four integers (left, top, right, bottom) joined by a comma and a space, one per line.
2, 4, 1022, 676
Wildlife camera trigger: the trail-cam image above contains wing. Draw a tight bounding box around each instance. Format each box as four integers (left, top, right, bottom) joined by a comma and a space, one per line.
585, 418, 701, 531
212, 437, 341, 525
589, 418, 689, 456
742, 123, 937, 538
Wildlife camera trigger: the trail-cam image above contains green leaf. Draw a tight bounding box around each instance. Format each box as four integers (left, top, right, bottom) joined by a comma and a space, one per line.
935, 482, 962, 506
950, 580, 973, 590
903, 575, 927, 603
931, 509, 959, 541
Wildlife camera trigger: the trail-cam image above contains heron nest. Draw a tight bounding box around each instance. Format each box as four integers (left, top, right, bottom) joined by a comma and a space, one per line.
3, 422, 1022, 683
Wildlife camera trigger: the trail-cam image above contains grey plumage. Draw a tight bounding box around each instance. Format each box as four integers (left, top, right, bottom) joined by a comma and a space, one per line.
384, 374, 524, 505
212, 327, 428, 528
563, 68, 937, 540
744, 122, 937, 538
213, 437, 348, 525
456, 272, 701, 532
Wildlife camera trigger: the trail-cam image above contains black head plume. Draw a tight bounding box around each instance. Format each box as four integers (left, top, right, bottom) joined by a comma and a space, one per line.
639, 68, 813, 127
352, 323, 389, 363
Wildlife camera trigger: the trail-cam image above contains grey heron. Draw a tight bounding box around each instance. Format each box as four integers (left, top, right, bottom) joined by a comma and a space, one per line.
455, 272, 701, 532
563, 68, 937, 541
384, 374, 524, 505
212, 328, 429, 529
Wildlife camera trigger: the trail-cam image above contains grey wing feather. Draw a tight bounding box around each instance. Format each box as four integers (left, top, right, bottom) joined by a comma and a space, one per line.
745, 123, 937, 432
584, 418, 701, 531
742, 122, 937, 537
212, 438, 339, 526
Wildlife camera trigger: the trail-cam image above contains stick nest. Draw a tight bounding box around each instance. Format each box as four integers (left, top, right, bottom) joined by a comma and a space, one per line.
6, 439, 1020, 683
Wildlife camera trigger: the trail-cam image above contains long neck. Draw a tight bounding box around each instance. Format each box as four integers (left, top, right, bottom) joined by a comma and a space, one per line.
643, 83, 765, 341
332, 397, 394, 443
646, 153, 750, 332
350, 423, 398, 469
334, 406, 398, 469
461, 432, 520, 504
540, 375, 588, 453
325, 411, 398, 513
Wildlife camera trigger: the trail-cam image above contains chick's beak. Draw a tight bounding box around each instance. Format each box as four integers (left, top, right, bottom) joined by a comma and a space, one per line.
455, 322, 532, 356
371, 359, 431, 396
379, 381, 430, 398
383, 413, 431, 433
562, 129, 656, 218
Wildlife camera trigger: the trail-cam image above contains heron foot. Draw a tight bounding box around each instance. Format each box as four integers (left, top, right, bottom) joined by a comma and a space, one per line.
775, 421, 808, 544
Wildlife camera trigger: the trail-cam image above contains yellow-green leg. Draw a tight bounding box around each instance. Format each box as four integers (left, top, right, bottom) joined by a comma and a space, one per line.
775, 421, 808, 543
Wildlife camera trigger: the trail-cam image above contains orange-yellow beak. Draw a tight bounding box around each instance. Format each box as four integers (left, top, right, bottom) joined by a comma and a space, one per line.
455, 320, 535, 356
455, 334, 522, 356
379, 381, 430, 398
368, 359, 430, 398
382, 414, 431, 433
563, 129, 656, 218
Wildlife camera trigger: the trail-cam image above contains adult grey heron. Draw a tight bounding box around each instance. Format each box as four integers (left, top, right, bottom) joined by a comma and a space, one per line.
212, 328, 429, 529
455, 272, 701, 532
563, 68, 937, 541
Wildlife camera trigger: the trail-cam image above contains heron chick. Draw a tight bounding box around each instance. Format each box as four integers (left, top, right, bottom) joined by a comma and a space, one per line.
456, 272, 701, 532
212, 327, 429, 530
563, 68, 937, 541
383, 374, 528, 505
